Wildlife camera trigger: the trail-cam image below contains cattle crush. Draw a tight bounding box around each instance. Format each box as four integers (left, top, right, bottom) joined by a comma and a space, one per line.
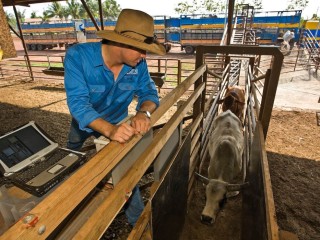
2, 45, 290, 240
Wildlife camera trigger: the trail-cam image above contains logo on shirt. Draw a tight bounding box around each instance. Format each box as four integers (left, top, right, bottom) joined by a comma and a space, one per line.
127, 69, 138, 75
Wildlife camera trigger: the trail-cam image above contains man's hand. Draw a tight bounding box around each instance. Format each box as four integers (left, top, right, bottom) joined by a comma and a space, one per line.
109, 123, 138, 143
131, 112, 151, 135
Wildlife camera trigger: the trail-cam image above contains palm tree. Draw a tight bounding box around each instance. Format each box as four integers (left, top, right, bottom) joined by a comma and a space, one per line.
103, 0, 121, 20
5, 11, 17, 28
41, 11, 51, 23
46, 2, 65, 20
62, 7, 70, 21
66, 0, 82, 19
80, 0, 99, 19
17, 9, 26, 23
30, 11, 38, 18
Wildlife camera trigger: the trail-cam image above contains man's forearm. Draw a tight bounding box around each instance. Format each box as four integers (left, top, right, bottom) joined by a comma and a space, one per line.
138, 100, 157, 113
88, 118, 115, 138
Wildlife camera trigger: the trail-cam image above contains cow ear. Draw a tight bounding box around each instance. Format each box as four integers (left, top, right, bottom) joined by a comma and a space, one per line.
195, 172, 210, 185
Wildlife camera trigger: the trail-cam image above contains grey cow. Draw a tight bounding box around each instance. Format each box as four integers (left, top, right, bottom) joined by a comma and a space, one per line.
199, 110, 246, 225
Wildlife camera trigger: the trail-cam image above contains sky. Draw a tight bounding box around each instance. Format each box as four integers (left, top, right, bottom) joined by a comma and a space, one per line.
4, 0, 320, 20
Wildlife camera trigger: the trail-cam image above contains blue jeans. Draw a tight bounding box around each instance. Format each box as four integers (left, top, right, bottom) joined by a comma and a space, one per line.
67, 118, 144, 226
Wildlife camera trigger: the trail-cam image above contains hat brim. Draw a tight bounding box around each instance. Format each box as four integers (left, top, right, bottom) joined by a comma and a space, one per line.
97, 30, 166, 56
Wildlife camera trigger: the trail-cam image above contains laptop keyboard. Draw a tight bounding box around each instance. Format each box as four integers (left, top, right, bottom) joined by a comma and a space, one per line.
14, 149, 70, 182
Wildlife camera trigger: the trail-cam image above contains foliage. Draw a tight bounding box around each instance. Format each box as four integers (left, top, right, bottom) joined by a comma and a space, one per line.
45, 2, 66, 20
17, 9, 26, 22
5, 9, 25, 28
286, 0, 309, 10
24, 0, 122, 21
5, 11, 16, 27
82, 0, 99, 19
174, 0, 262, 14
30, 11, 38, 18
66, 0, 82, 19
253, 0, 262, 9
103, 0, 121, 20
41, 11, 51, 23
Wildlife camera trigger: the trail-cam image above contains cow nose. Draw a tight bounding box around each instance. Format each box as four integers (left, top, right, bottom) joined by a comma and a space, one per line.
201, 215, 214, 225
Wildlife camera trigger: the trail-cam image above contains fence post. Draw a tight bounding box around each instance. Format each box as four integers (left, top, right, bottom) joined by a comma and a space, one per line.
177, 60, 181, 85
158, 59, 161, 73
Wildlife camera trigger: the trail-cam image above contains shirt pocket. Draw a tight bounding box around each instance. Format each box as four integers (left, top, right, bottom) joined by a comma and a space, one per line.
118, 82, 136, 91
88, 84, 106, 103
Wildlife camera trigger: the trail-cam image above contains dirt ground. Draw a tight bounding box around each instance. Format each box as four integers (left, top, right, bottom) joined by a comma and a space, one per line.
0, 46, 320, 239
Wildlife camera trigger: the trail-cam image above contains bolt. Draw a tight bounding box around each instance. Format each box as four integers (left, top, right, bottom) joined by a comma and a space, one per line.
38, 225, 46, 235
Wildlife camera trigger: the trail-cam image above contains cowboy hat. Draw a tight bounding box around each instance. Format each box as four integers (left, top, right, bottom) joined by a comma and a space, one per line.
97, 9, 166, 55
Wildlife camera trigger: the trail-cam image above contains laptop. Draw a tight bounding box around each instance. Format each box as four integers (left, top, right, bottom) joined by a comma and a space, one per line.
0, 121, 87, 197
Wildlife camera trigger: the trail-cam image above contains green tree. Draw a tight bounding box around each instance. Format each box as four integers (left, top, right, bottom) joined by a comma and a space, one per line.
81, 0, 99, 18
5, 9, 25, 25
66, 0, 82, 19
61, 7, 70, 20
103, 0, 121, 20
30, 11, 38, 18
175, 0, 262, 14
175, 0, 199, 14
17, 9, 26, 22
175, 0, 255, 15
45, 2, 65, 19
287, 0, 309, 10
5, 11, 16, 27
41, 10, 51, 23
253, 0, 262, 9
203, 0, 225, 13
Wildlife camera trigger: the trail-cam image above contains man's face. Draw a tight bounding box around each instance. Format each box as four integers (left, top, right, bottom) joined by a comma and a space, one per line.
120, 44, 147, 67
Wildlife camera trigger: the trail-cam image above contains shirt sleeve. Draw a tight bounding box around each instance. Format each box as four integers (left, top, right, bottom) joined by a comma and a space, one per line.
64, 46, 101, 132
135, 60, 160, 111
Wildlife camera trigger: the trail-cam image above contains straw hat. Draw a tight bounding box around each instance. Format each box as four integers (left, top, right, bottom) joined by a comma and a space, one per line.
97, 9, 166, 55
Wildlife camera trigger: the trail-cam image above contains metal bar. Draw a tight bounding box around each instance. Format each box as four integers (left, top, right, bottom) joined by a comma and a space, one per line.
80, 0, 100, 31
227, 0, 235, 45
98, 0, 104, 30
11, 0, 34, 81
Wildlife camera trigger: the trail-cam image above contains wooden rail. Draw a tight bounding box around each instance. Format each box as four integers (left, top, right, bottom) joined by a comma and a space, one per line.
2, 65, 206, 239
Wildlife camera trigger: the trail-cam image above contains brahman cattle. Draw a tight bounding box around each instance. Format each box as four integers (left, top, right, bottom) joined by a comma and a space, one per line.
198, 110, 247, 225
220, 86, 245, 122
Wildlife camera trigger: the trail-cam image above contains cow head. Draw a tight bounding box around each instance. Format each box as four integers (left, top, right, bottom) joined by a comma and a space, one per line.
196, 173, 248, 225
219, 86, 245, 121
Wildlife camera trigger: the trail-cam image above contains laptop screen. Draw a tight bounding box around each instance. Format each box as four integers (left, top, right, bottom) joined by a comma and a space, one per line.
0, 121, 58, 175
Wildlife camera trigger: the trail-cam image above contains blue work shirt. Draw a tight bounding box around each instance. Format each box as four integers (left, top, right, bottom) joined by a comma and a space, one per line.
64, 42, 159, 132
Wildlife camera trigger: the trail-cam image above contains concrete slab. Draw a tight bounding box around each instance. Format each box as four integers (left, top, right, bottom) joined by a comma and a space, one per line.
273, 68, 320, 111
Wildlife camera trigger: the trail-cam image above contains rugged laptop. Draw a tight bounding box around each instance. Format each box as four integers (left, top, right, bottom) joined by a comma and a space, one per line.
0, 121, 86, 197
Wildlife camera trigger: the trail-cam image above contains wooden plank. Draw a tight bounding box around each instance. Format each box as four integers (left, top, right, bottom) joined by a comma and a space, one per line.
189, 143, 200, 179
56, 186, 112, 239
73, 83, 205, 239
190, 113, 202, 137
258, 123, 279, 240
187, 173, 196, 204
190, 128, 201, 152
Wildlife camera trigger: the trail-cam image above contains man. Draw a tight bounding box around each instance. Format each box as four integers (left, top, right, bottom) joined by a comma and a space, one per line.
281, 30, 295, 55
64, 9, 165, 226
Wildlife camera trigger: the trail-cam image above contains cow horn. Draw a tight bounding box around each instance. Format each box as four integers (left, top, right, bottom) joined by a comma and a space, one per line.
194, 172, 209, 184
226, 182, 249, 191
